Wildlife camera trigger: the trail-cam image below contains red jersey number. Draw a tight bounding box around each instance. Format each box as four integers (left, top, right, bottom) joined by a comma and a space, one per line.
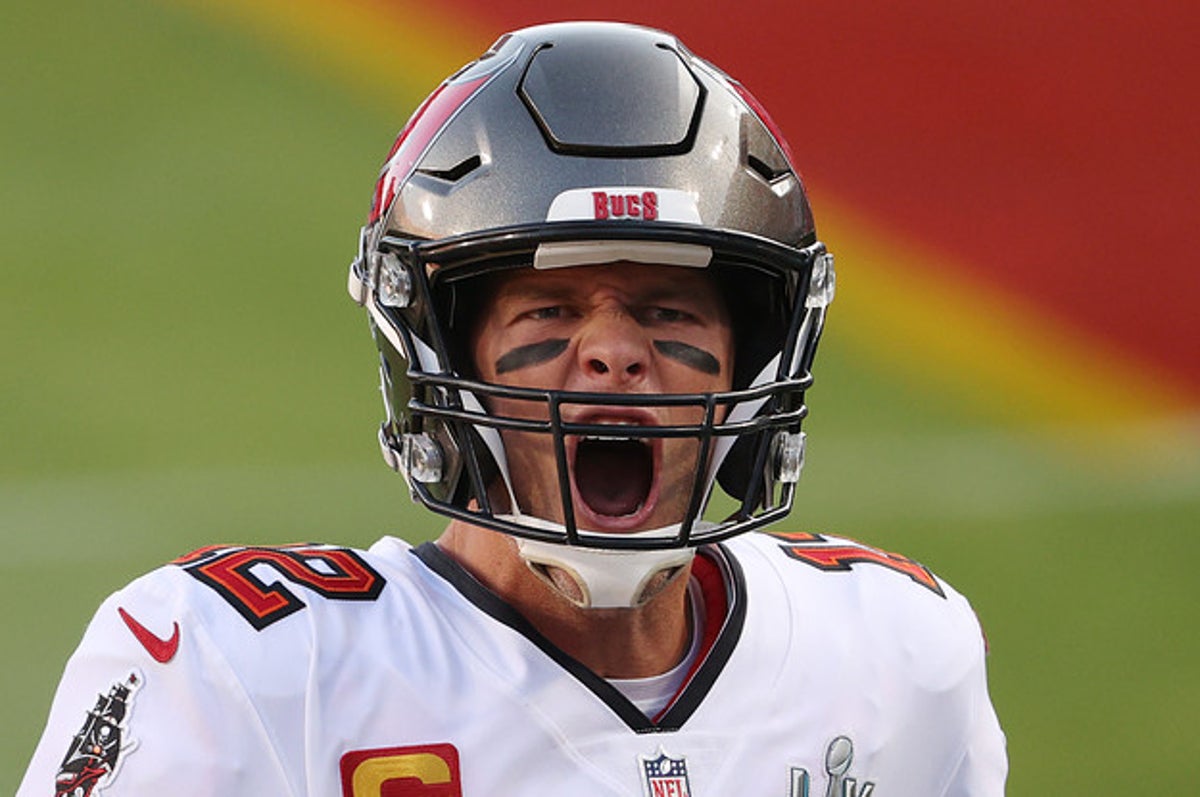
176, 545, 385, 630
769, 532, 945, 598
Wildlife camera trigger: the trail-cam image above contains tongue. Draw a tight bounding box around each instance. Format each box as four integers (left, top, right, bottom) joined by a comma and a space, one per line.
575, 439, 652, 517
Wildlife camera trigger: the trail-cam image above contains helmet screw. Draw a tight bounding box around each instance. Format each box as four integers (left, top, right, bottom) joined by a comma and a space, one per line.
376, 251, 413, 308
805, 252, 836, 308
775, 431, 807, 484
403, 433, 444, 484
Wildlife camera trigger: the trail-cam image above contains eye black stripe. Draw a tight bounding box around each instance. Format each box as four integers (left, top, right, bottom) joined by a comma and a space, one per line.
653, 340, 720, 375
494, 339, 569, 374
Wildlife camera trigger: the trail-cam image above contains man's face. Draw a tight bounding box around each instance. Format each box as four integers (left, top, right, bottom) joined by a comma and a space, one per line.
471, 262, 734, 533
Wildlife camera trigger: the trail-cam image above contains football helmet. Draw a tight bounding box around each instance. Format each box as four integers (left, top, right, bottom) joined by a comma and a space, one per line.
348, 22, 833, 591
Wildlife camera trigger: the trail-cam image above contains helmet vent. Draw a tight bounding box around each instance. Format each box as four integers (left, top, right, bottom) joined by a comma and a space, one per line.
417, 154, 483, 183
747, 153, 789, 183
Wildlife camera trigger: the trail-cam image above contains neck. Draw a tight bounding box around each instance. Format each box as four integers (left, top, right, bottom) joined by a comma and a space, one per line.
437, 519, 693, 678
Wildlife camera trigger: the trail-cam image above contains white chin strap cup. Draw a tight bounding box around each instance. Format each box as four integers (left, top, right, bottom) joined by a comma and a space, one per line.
507, 519, 700, 609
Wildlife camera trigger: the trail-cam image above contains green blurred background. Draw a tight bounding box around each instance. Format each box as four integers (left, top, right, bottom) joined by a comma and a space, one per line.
3, 0, 1197, 793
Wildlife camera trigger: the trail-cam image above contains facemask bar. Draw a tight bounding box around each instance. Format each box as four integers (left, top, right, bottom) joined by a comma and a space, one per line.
398, 375, 812, 552
405, 379, 808, 549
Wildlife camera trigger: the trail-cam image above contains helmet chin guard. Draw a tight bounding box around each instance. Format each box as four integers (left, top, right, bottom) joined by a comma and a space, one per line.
513, 520, 699, 609
348, 22, 834, 558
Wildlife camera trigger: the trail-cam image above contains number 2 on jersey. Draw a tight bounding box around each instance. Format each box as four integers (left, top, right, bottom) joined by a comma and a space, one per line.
175, 545, 385, 630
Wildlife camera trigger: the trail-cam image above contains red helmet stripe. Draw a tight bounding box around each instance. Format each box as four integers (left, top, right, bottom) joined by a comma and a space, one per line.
369, 74, 491, 224
728, 78, 795, 166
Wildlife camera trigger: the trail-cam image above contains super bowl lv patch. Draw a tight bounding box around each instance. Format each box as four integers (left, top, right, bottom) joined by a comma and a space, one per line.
54, 671, 141, 797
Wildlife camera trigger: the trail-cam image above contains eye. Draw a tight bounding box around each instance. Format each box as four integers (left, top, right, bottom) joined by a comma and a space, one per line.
524, 305, 563, 321
644, 306, 694, 324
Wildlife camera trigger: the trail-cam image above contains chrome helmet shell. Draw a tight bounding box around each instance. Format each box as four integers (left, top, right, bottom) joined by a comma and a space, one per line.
348, 21, 834, 552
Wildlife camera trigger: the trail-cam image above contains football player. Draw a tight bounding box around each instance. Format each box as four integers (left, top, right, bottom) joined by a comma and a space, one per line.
20, 22, 1006, 796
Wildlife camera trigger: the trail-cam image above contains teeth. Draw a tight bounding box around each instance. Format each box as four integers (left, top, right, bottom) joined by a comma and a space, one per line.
576, 420, 652, 444
579, 419, 644, 444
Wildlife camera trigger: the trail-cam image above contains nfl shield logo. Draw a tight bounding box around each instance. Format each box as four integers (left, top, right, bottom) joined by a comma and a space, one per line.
639, 747, 692, 797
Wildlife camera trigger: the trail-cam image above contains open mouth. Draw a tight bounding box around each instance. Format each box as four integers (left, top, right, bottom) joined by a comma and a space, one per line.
573, 437, 654, 518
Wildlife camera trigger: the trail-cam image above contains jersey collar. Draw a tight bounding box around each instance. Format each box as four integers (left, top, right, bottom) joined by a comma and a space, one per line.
411, 541, 747, 732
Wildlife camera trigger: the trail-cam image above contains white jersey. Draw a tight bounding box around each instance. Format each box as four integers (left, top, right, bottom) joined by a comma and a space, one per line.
19, 531, 1006, 796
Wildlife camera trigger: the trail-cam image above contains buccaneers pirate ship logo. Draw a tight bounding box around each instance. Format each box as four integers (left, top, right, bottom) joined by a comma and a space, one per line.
54, 671, 141, 797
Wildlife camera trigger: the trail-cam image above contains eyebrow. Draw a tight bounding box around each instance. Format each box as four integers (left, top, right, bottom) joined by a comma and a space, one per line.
653, 340, 721, 375
494, 339, 570, 374
497, 281, 577, 305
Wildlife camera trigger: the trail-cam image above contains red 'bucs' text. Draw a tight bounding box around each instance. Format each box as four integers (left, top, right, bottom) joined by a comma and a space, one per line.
593, 190, 658, 220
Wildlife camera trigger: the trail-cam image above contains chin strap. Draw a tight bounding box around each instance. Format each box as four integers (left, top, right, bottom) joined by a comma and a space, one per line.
504, 516, 699, 609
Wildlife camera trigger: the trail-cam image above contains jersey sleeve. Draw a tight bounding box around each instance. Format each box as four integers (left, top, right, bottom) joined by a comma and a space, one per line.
939, 620, 1008, 797
746, 531, 1008, 794
16, 565, 299, 797
900, 562, 1007, 797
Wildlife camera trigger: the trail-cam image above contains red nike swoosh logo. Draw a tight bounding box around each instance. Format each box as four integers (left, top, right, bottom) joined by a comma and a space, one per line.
118, 607, 180, 663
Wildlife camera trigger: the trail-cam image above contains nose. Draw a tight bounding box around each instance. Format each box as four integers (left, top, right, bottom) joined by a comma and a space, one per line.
574, 308, 651, 386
